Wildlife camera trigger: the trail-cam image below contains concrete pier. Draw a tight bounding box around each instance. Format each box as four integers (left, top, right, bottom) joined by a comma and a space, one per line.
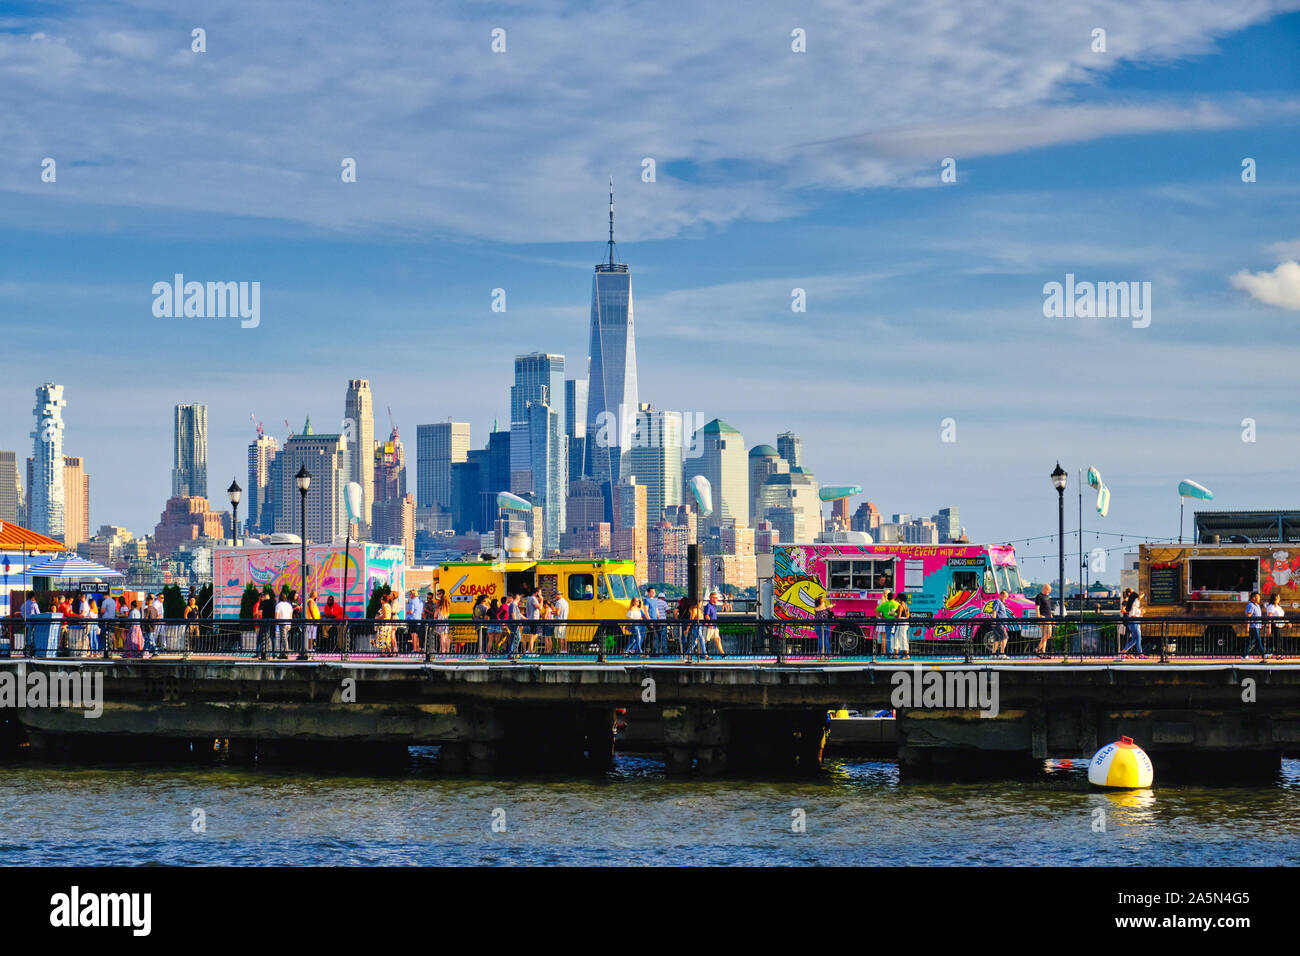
4, 658, 1300, 779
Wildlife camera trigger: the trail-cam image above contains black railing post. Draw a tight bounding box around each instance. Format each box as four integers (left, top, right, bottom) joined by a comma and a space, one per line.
424, 621, 433, 663
775, 619, 786, 665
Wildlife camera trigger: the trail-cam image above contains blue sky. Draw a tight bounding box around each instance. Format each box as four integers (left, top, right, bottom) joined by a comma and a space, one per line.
1, 0, 1299, 582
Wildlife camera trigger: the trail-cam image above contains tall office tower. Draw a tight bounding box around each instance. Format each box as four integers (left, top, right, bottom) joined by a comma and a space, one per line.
416, 422, 470, 510
272, 417, 352, 543
852, 501, 881, 534
564, 477, 607, 543
690, 419, 748, 528
61, 456, 90, 548
831, 497, 851, 530
585, 179, 638, 489
343, 379, 376, 526
451, 457, 484, 533
373, 425, 406, 505
171, 403, 208, 498
29, 383, 66, 540
611, 477, 647, 582
776, 432, 803, 471
0, 451, 19, 523
627, 404, 683, 523
756, 470, 821, 544
747, 444, 788, 527
482, 428, 512, 531
510, 353, 566, 552
935, 507, 960, 543
565, 378, 588, 481
247, 433, 279, 535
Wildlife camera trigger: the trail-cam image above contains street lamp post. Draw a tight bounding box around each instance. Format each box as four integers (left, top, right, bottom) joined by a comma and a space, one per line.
1051, 463, 1068, 662
295, 465, 311, 661
227, 479, 242, 547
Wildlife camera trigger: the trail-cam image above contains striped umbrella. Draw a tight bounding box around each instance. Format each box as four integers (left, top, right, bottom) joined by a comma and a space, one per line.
24, 553, 125, 580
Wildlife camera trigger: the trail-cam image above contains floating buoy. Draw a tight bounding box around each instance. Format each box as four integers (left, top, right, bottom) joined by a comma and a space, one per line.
1088, 736, 1153, 789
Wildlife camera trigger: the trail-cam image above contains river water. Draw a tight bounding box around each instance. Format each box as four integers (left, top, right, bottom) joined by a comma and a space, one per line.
3, 751, 1300, 866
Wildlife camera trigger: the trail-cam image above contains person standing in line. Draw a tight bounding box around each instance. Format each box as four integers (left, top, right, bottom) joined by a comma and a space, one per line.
813, 595, 832, 656
644, 587, 661, 655
273, 591, 295, 658
1034, 584, 1054, 658
304, 591, 321, 654
553, 590, 569, 655
625, 598, 646, 655
876, 591, 899, 657
436, 590, 452, 654
1265, 592, 1288, 655
523, 588, 541, 655
140, 592, 158, 655
989, 589, 1011, 658
1245, 590, 1267, 661
486, 597, 503, 653
895, 594, 912, 660
126, 600, 144, 657
184, 595, 200, 653
471, 594, 488, 655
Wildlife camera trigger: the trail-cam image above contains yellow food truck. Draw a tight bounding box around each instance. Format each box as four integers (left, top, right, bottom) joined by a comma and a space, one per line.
428, 558, 639, 619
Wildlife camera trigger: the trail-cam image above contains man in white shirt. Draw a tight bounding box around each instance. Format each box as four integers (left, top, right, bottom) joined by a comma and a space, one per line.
274, 595, 294, 658
553, 593, 569, 652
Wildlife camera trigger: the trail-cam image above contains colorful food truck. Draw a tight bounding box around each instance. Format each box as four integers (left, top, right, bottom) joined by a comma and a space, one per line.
212, 541, 406, 618
760, 542, 1037, 650
429, 558, 638, 620
1138, 543, 1300, 621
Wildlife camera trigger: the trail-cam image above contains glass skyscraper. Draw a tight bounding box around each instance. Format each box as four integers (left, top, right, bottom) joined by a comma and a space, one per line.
585, 179, 639, 490
510, 353, 566, 553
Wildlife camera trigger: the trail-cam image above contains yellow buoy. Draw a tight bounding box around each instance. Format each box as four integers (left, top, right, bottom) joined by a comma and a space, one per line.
1088, 736, 1153, 789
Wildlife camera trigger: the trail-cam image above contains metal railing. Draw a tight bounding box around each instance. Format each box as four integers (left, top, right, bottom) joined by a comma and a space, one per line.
0, 615, 1293, 663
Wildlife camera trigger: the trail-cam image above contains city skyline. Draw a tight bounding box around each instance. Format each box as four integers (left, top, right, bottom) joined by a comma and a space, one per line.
1, 4, 1298, 581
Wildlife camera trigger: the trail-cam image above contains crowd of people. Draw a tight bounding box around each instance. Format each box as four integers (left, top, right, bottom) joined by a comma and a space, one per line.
13, 589, 205, 657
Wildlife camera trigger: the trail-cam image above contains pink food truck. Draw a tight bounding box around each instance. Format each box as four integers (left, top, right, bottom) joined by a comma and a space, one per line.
762, 542, 1038, 651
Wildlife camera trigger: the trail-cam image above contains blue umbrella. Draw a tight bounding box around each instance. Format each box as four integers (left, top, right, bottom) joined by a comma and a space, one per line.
24, 553, 124, 580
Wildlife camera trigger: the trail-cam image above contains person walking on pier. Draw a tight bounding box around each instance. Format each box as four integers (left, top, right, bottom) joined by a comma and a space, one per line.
125, 600, 144, 657
435, 590, 452, 654
990, 590, 1011, 657
683, 599, 708, 660
1245, 591, 1267, 661
1119, 590, 1145, 659
625, 598, 646, 654
705, 591, 725, 657
304, 591, 321, 654
1034, 584, 1053, 658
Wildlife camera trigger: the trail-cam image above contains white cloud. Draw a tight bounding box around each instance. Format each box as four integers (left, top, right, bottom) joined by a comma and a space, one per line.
0, 0, 1296, 242
1230, 261, 1300, 310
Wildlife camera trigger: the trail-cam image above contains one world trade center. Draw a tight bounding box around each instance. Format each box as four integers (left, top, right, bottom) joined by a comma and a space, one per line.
585, 178, 639, 489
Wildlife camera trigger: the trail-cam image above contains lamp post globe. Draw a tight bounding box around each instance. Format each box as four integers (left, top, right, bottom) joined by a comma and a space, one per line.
227, 479, 242, 545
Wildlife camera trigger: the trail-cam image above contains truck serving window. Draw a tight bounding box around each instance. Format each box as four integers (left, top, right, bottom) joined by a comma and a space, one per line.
949, 570, 980, 595
1189, 558, 1257, 593
828, 559, 891, 591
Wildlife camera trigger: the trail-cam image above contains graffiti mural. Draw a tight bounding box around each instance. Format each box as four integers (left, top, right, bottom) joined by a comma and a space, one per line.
213, 543, 405, 618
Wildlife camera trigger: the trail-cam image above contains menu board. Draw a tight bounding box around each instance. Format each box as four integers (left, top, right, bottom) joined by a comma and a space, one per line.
1149, 563, 1182, 606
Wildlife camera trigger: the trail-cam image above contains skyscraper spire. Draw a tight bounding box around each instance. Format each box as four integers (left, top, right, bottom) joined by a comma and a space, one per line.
608, 176, 616, 267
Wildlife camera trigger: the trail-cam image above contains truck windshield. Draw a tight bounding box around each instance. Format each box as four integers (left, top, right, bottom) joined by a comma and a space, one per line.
996, 564, 1023, 594
606, 574, 627, 600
